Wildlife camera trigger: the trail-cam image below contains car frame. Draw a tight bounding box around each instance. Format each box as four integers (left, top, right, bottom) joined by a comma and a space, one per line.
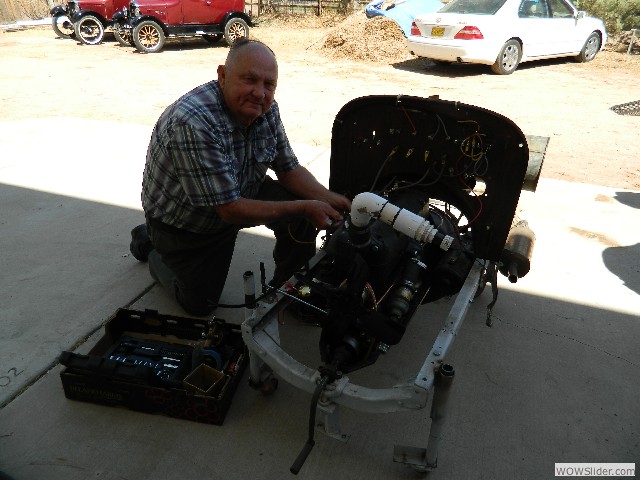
112, 0, 253, 54
406, 0, 607, 74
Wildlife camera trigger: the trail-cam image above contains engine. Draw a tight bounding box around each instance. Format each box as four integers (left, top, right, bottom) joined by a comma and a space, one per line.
286, 94, 543, 374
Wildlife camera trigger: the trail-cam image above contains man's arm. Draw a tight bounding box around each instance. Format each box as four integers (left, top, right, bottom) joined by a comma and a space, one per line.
215, 197, 343, 230
214, 166, 351, 230
276, 165, 352, 214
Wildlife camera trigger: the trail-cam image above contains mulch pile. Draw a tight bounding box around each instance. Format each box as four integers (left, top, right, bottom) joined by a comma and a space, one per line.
318, 11, 410, 63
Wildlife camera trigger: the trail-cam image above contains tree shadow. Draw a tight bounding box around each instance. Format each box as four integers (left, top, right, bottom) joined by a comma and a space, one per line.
614, 191, 640, 209
602, 242, 640, 295
601, 191, 640, 296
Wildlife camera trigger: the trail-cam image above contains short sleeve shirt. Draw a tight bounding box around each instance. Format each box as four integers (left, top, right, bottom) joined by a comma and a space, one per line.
142, 80, 299, 233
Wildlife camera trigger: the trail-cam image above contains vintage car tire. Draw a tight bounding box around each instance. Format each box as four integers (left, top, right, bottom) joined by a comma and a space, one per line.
491, 39, 521, 75
52, 14, 75, 39
133, 20, 166, 53
74, 15, 105, 45
575, 32, 600, 63
203, 34, 223, 43
223, 18, 249, 46
114, 25, 134, 47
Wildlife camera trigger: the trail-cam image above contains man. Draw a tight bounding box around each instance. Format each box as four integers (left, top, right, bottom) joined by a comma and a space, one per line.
130, 39, 351, 317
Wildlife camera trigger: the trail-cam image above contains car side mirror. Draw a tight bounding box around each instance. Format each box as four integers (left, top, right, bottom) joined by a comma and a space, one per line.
575, 10, 586, 19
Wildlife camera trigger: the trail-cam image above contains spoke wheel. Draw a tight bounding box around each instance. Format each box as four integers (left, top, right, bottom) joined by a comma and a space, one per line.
133, 20, 166, 53
491, 39, 521, 75
575, 33, 600, 63
114, 24, 134, 46
52, 14, 75, 39
223, 18, 249, 46
74, 15, 105, 45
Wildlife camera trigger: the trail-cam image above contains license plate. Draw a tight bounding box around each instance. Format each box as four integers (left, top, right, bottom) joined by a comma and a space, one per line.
431, 26, 445, 37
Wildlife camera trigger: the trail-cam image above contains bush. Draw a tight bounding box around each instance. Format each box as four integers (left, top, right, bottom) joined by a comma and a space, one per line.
573, 0, 640, 34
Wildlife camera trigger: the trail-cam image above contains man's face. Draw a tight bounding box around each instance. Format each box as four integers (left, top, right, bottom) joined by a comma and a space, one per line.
217, 44, 278, 127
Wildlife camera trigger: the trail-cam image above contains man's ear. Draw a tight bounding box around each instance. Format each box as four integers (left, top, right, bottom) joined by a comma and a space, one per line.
217, 65, 225, 87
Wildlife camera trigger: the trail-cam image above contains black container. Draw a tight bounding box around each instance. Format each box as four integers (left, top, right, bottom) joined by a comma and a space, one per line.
59, 308, 247, 425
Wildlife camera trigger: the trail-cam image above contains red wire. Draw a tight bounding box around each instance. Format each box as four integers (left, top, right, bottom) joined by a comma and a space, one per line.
401, 107, 417, 135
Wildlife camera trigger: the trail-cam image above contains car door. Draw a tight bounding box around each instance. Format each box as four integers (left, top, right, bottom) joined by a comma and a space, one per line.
516, 0, 548, 57
181, 0, 216, 24
517, 0, 552, 58
517, 0, 578, 57
546, 0, 585, 53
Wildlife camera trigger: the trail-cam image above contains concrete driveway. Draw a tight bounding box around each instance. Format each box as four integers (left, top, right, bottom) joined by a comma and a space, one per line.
1, 110, 638, 480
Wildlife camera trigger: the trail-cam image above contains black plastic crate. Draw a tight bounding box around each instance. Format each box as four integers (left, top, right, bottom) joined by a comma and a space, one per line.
59, 308, 247, 425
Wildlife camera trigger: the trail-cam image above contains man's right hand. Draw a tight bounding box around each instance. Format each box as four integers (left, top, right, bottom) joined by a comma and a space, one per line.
303, 200, 345, 231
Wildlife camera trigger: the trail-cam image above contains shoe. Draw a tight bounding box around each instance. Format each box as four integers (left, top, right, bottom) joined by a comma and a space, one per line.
130, 224, 153, 262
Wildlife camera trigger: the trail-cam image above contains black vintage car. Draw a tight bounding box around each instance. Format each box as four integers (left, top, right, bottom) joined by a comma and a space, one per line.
50, 0, 80, 39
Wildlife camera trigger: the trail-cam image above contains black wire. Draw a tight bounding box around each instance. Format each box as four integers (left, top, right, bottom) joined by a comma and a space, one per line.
290, 374, 330, 474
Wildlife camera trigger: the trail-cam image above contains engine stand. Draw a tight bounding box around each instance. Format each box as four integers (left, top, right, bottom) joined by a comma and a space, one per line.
241, 258, 483, 471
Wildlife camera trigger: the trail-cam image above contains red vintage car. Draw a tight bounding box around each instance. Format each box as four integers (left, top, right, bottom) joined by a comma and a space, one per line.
72, 0, 132, 45
112, 0, 253, 53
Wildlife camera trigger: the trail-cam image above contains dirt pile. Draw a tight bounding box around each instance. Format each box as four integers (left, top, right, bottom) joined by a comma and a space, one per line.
318, 11, 409, 63
606, 30, 640, 54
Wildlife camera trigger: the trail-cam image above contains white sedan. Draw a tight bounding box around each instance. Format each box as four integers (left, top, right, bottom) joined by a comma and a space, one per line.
407, 0, 607, 74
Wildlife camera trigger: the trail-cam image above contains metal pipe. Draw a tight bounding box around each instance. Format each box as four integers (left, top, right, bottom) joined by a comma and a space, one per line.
425, 363, 455, 468
243, 270, 263, 386
243, 270, 256, 320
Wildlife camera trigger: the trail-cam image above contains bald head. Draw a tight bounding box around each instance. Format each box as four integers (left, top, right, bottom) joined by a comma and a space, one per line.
225, 39, 276, 70
217, 39, 278, 127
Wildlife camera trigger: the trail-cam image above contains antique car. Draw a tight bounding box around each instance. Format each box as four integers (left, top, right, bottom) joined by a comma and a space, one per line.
50, 0, 80, 39
111, 0, 252, 54
71, 0, 132, 45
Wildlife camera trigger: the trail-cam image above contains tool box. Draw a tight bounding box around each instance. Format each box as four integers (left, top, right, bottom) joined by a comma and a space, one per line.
59, 308, 247, 425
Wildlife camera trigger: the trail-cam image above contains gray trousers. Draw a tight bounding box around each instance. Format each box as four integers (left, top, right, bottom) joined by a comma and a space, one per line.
147, 178, 317, 316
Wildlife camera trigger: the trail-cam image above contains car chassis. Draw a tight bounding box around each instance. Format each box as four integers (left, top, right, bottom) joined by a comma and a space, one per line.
239, 95, 546, 473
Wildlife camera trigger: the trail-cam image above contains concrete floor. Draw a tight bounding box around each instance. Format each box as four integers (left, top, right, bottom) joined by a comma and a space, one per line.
1, 117, 638, 479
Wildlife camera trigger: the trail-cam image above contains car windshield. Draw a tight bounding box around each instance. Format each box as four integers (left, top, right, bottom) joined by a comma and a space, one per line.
439, 0, 508, 14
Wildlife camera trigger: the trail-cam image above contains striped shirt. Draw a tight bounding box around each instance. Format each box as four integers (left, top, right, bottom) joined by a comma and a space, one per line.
142, 80, 299, 233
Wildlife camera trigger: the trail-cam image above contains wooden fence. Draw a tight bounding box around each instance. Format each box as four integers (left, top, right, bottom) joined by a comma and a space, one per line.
1, 0, 366, 24
246, 0, 369, 17
0, 0, 54, 24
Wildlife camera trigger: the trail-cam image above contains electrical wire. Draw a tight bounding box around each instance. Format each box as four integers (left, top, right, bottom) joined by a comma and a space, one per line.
369, 146, 399, 191
400, 106, 417, 135
288, 224, 320, 244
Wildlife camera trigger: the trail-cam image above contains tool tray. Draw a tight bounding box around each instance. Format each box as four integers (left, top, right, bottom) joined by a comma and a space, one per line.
59, 308, 247, 425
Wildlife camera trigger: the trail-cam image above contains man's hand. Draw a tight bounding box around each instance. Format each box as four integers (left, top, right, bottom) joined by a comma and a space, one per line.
318, 190, 351, 217
277, 166, 352, 227
302, 199, 345, 230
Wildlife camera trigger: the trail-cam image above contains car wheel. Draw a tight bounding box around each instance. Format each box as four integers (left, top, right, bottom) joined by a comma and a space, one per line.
575, 32, 600, 63
52, 14, 75, 39
491, 39, 521, 75
133, 20, 166, 53
74, 15, 105, 45
223, 18, 249, 46
114, 24, 134, 47
203, 34, 223, 43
